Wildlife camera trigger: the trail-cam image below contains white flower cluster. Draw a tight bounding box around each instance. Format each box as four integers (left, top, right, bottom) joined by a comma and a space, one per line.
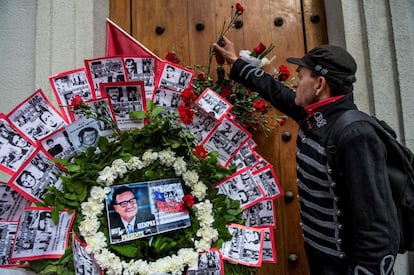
79, 148, 216, 275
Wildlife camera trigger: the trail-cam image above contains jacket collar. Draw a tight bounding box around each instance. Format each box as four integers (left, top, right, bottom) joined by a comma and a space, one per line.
305, 95, 345, 115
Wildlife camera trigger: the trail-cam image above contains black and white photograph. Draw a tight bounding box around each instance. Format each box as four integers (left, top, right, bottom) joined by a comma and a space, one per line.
215, 168, 265, 210
0, 221, 22, 267
153, 88, 182, 115
8, 148, 64, 203
123, 57, 156, 100
261, 227, 277, 263
253, 166, 283, 199
65, 118, 101, 153
0, 182, 31, 221
84, 56, 126, 98
10, 207, 75, 261
229, 142, 259, 170
158, 63, 193, 92
184, 106, 219, 145
49, 68, 93, 122
202, 117, 251, 167
100, 82, 146, 130
106, 179, 191, 244
39, 127, 77, 160
243, 199, 276, 228
0, 114, 36, 175
187, 249, 224, 275
7, 89, 67, 144
220, 223, 264, 267
195, 88, 233, 120
72, 233, 102, 275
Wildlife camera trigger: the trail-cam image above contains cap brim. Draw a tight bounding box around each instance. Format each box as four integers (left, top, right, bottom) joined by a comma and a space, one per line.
287, 57, 309, 68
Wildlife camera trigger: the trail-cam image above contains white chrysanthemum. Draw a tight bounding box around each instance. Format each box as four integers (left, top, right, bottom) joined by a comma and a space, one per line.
95, 248, 123, 274
173, 157, 186, 176
126, 259, 149, 275
96, 166, 117, 186
81, 200, 105, 217
177, 248, 198, 266
191, 182, 207, 199
194, 238, 211, 252
127, 156, 145, 170
158, 148, 176, 167
89, 186, 110, 201
182, 170, 199, 186
112, 159, 128, 178
79, 217, 100, 236
142, 150, 158, 165
84, 231, 106, 254
197, 226, 219, 242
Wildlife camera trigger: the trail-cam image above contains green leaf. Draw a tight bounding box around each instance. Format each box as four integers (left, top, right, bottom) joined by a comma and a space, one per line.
129, 110, 147, 119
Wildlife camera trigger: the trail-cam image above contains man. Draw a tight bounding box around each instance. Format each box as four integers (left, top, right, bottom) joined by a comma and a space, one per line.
109, 186, 156, 242
213, 37, 399, 274
46, 138, 63, 157
77, 127, 98, 151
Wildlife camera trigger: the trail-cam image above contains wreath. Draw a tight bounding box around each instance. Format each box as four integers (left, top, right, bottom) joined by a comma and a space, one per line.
31, 106, 254, 275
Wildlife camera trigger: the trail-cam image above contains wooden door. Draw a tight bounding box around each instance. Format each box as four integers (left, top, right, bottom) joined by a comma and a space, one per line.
110, 1, 327, 274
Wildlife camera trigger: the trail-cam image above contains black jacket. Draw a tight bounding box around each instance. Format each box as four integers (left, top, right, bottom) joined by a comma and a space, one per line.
230, 59, 399, 274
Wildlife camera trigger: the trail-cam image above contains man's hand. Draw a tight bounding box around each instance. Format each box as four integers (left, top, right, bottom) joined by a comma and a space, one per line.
212, 36, 238, 64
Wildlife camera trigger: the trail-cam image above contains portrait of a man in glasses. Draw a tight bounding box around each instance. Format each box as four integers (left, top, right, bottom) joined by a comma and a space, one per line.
108, 185, 156, 243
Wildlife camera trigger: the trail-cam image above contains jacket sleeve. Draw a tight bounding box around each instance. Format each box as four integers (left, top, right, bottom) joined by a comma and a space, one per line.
337, 121, 399, 274
230, 59, 306, 122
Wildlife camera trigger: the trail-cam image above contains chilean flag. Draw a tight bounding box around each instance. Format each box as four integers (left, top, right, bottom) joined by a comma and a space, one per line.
154, 191, 186, 213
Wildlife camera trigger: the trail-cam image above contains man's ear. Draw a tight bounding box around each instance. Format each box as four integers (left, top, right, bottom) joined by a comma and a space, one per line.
315, 76, 330, 98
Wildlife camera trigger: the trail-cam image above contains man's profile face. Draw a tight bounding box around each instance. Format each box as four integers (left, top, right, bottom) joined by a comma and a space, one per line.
113, 191, 137, 223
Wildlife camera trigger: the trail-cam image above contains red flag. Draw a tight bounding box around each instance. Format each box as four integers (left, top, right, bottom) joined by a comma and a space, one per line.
106, 18, 162, 61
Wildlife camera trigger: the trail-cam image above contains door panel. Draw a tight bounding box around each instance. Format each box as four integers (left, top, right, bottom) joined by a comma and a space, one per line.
110, 1, 327, 274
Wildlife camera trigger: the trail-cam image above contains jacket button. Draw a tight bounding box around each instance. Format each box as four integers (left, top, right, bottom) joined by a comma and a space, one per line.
339, 253, 346, 259
302, 137, 307, 143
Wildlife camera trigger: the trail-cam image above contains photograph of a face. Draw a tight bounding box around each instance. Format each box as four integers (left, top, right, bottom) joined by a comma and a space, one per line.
106, 178, 191, 244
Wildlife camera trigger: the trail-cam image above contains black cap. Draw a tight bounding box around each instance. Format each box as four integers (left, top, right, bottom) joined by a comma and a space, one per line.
287, 45, 357, 94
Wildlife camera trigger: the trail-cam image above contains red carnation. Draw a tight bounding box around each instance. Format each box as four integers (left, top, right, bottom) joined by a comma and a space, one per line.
252, 100, 267, 113
220, 87, 232, 100
178, 105, 195, 125
182, 194, 195, 207
235, 3, 245, 14
71, 95, 83, 107
197, 73, 206, 81
278, 64, 290, 81
194, 145, 208, 160
181, 87, 197, 106
165, 51, 180, 64
253, 43, 267, 56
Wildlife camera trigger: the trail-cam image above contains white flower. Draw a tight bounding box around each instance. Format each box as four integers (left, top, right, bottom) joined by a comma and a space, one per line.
112, 159, 128, 178
127, 156, 145, 170
197, 226, 219, 243
259, 55, 276, 68
142, 150, 158, 165
173, 157, 186, 176
194, 238, 211, 252
158, 149, 176, 167
96, 166, 117, 186
191, 182, 207, 199
177, 248, 198, 266
182, 170, 199, 186
84, 231, 106, 254
79, 217, 100, 236
89, 186, 110, 201
81, 200, 105, 217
